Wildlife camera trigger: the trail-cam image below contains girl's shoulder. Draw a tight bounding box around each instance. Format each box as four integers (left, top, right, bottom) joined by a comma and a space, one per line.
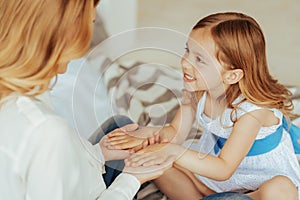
218, 99, 282, 138
232, 97, 282, 121
196, 94, 283, 138
229, 98, 283, 137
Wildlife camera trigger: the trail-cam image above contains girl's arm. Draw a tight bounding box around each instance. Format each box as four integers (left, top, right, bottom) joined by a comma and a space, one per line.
106, 101, 196, 149
159, 89, 198, 144
127, 109, 275, 181
159, 102, 196, 144
177, 111, 263, 180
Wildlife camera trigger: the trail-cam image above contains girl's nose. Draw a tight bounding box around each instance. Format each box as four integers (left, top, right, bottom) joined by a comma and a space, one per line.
181, 57, 194, 69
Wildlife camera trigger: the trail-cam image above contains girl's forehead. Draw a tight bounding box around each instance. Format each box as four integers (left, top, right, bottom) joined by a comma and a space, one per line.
187, 28, 216, 56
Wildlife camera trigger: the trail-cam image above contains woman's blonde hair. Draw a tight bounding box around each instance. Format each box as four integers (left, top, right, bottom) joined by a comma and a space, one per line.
193, 12, 295, 120
0, 0, 96, 104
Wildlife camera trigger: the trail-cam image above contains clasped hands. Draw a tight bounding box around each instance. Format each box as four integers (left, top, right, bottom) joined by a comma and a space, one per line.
100, 123, 178, 169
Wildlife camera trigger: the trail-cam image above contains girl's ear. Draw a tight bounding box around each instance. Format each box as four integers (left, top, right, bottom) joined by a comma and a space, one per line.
223, 69, 244, 85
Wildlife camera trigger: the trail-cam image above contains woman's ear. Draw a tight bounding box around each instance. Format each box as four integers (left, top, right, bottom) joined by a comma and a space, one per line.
223, 69, 244, 85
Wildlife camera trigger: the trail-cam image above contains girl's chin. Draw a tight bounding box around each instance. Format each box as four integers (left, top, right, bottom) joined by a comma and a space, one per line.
183, 85, 197, 92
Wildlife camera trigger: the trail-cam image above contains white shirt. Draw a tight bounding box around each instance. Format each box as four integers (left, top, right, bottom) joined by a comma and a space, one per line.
0, 93, 140, 200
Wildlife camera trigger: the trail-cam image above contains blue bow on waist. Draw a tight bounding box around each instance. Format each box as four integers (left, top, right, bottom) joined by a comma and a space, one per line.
214, 118, 300, 156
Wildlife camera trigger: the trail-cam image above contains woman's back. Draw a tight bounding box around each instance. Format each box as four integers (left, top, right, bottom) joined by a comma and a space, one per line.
0, 94, 105, 199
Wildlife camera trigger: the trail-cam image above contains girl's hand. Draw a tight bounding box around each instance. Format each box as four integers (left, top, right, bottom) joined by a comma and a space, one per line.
104, 132, 148, 151
123, 155, 176, 184
125, 143, 178, 167
108, 126, 159, 138
99, 123, 139, 160
99, 135, 132, 161
105, 127, 161, 151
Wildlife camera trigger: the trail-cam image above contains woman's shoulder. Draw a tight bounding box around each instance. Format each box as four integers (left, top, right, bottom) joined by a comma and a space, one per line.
1, 94, 75, 149
0, 94, 79, 171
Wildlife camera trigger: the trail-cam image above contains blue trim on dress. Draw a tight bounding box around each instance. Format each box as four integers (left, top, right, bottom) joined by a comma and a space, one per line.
214, 118, 300, 156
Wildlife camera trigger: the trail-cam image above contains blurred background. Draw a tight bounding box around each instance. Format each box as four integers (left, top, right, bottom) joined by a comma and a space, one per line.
97, 0, 300, 86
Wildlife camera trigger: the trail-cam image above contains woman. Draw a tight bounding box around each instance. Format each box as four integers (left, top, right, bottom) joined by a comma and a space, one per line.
0, 0, 172, 199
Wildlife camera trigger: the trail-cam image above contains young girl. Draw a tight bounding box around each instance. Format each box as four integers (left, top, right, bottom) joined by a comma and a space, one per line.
105, 12, 300, 199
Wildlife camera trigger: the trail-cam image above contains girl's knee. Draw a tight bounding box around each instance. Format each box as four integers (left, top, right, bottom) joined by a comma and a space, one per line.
259, 176, 297, 200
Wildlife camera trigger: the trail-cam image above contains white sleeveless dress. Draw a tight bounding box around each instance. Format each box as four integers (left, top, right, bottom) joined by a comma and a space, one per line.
186, 92, 300, 197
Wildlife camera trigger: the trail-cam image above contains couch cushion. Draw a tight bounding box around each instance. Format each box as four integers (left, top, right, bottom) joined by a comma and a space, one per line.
104, 61, 183, 127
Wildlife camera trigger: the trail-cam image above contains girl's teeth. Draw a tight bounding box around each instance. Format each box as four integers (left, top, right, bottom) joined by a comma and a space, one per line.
185, 74, 194, 80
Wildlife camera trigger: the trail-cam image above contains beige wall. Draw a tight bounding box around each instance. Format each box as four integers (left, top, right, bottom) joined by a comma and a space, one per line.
135, 0, 300, 85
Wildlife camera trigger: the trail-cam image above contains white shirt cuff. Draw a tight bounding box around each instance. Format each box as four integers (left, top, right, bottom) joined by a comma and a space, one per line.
107, 173, 140, 199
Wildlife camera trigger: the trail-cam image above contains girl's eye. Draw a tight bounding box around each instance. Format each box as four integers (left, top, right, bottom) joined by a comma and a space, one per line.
184, 47, 189, 53
196, 56, 204, 63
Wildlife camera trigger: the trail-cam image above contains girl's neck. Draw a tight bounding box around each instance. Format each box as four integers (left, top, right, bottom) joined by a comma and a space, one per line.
204, 91, 227, 119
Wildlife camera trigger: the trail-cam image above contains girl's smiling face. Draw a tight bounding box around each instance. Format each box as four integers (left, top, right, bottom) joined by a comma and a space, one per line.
181, 28, 225, 94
